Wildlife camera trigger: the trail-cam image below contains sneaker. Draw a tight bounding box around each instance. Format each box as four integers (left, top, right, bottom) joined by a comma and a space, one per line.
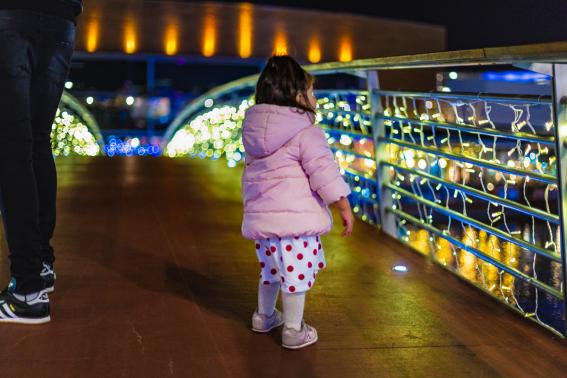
251, 309, 284, 333
282, 321, 318, 349
0, 286, 50, 325
41, 263, 56, 293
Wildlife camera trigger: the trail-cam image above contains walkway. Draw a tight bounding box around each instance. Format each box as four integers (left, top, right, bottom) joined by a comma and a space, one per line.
1, 157, 566, 377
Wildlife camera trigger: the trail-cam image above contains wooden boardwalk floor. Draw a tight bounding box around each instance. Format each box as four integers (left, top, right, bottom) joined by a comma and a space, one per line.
1, 157, 567, 378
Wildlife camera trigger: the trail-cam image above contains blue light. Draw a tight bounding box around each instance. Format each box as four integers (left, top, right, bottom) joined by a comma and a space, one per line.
393, 265, 408, 272
482, 71, 550, 83
103, 136, 161, 157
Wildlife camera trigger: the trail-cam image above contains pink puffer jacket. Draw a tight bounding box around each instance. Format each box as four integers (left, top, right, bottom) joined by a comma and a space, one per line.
241, 104, 351, 240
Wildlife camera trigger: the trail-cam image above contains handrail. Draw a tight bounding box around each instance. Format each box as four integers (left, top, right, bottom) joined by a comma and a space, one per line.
386, 183, 562, 262
382, 137, 557, 184
380, 114, 556, 145
306, 41, 567, 73
383, 162, 560, 224
377, 90, 552, 105
387, 207, 563, 299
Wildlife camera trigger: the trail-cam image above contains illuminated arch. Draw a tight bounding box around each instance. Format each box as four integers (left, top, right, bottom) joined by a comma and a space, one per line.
51, 91, 105, 157
163, 75, 257, 166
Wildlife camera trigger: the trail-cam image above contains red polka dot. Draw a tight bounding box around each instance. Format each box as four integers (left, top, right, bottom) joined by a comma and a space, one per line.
260, 262, 265, 268
286, 245, 292, 252
270, 246, 276, 252
297, 253, 304, 260
289, 286, 296, 292
313, 249, 318, 255
271, 268, 277, 275
308, 281, 312, 287
294, 236, 300, 239
316, 236, 319, 242
303, 241, 308, 248
266, 251, 271, 256
313, 273, 316, 278
263, 281, 270, 285
281, 277, 285, 282
318, 262, 324, 269
255, 243, 260, 249
298, 274, 305, 280
308, 262, 313, 268
318, 243, 321, 250
287, 265, 294, 272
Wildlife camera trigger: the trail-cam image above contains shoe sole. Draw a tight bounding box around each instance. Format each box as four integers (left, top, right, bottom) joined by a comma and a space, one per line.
0, 316, 51, 325
282, 334, 319, 350
45, 287, 54, 294
252, 320, 285, 333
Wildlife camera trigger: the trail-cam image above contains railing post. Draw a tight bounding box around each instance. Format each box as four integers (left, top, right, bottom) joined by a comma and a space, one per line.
551, 63, 567, 336
367, 70, 396, 236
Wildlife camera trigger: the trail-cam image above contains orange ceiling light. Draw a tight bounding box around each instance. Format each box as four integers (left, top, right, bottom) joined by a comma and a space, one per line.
124, 19, 137, 54
165, 24, 179, 56
273, 27, 287, 56
339, 35, 352, 62
308, 36, 321, 63
202, 13, 217, 57
86, 18, 99, 53
238, 3, 253, 58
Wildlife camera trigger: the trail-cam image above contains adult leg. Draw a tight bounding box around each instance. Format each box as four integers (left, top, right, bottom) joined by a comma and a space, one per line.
30, 43, 73, 266
0, 29, 44, 294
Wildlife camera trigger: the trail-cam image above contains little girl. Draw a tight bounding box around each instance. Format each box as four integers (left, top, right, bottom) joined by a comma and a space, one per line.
241, 55, 354, 349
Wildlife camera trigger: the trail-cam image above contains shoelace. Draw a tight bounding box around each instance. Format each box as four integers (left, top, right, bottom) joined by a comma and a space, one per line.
40, 263, 54, 276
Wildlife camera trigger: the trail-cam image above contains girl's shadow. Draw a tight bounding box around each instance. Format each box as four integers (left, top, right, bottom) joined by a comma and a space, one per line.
163, 263, 256, 326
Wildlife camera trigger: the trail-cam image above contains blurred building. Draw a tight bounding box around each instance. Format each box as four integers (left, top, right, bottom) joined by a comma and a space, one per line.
67, 0, 447, 143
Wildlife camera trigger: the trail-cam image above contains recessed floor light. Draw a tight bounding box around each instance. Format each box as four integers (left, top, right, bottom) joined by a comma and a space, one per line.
393, 265, 408, 272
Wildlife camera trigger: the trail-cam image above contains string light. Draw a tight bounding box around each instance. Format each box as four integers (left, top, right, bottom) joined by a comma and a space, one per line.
384, 92, 560, 333
51, 108, 100, 157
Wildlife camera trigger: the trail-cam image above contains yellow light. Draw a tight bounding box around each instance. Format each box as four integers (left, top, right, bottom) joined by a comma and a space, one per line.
86, 19, 99, 53
238, 4, 253, 58
165, 25, 179, 56
202, 13, 216, 57
308, 36, 321, 63
274, 27, 287, 55
124, 20, 137, 54
339, 35, 352, 62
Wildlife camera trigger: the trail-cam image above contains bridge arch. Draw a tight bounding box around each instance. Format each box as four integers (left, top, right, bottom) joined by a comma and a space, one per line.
52, 91, 105, 157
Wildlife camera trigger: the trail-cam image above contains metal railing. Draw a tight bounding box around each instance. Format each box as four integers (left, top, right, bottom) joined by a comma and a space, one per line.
163, 41, 567, 336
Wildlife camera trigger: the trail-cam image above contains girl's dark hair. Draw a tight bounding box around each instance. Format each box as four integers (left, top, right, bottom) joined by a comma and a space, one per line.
255, 55, 315, 114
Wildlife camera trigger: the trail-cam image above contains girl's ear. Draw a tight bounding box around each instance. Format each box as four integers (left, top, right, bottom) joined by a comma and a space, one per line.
295, 91, 304, 106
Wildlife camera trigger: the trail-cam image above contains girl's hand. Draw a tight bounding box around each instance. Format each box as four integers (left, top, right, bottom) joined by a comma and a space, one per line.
333, 197, 354, 237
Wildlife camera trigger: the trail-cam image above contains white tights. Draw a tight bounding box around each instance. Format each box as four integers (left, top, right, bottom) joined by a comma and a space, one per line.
258, 281, 305, 331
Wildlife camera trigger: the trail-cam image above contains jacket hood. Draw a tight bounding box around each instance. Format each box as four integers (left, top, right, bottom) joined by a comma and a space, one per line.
242, 104, 314, 158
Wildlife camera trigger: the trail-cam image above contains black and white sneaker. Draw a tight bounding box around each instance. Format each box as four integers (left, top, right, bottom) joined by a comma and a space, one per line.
0, 291, 51, 325
0, 280, 51, 325
41, 263, 56, 293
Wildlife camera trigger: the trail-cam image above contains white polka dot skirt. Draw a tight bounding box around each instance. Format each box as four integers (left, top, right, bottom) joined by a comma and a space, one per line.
255, 235, 326, 293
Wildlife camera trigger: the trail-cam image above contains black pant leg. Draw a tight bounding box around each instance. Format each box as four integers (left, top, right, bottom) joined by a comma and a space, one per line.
0, 28, 44, 294
30, 37, 74, 265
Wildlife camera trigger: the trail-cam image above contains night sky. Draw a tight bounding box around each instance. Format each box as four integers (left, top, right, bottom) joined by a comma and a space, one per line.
159, 0, 567, 50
